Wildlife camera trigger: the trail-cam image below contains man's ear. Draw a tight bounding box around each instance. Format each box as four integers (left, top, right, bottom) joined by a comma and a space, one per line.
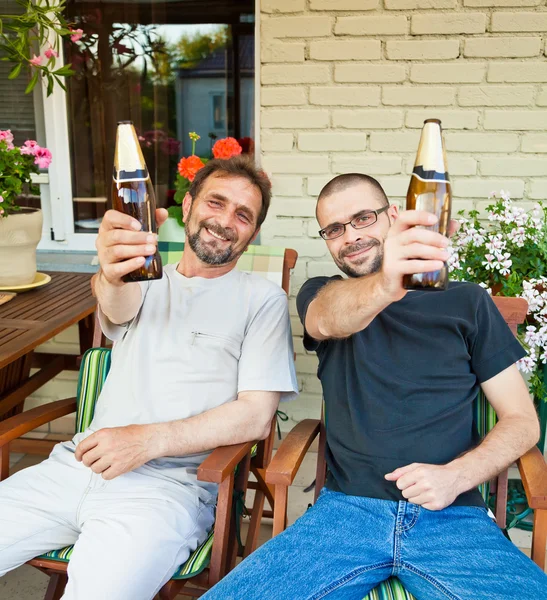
182, 192, 193, 222
388, 204, 399, 222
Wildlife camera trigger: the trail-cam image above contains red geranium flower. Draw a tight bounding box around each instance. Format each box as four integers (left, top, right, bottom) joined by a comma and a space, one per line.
178, 155, 205, 182
212, 137, 242, 160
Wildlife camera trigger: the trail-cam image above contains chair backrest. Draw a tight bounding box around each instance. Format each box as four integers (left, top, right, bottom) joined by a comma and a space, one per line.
78, 245, 297, 433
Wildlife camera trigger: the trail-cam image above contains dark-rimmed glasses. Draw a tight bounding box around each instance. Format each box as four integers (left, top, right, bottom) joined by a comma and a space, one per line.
319, 205, 390, 240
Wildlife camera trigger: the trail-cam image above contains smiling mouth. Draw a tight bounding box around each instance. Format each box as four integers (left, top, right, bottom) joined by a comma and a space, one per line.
345, 246, 374, 260
205, 227, 230, 242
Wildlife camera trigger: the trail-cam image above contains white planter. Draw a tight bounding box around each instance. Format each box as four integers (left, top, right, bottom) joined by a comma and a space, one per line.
158, 216, 185, 243
0, 208, 43, 286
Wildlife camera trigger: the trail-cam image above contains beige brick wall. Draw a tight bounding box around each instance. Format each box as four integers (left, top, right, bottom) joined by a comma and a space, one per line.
259, 0, 547, 429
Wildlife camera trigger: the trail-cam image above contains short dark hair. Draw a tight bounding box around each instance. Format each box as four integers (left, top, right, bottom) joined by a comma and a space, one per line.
188, 155, 272, 227
317, 173, 389, 212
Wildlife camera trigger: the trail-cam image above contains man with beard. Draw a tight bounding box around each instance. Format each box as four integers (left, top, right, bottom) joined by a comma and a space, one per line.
0, 155, 298, 600
203, 173, 547, 599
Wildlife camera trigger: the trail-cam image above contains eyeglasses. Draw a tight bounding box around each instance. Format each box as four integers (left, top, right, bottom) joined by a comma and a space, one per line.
318, 205, 390, 241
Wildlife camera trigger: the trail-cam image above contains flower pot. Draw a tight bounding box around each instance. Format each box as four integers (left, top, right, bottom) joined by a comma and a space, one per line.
0, 208, 43, 286
158, 216, 185, 243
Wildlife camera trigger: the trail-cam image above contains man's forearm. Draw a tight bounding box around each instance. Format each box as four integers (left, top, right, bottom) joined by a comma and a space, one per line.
448, 415, 540, 497
92, 270, 142, 325
310, 272, 394, 339
149, 393, 278, 460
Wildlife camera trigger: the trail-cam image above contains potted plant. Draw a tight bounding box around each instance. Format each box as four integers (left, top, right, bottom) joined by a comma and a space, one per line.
0, 130, 52, 285
449, 192, 547, 450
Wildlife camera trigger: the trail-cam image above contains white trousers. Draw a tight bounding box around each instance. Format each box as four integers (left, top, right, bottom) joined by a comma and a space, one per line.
0, 443, 215, 600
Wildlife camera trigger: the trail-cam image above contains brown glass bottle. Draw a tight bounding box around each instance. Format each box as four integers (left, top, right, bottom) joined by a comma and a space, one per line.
403, 118, 451, 291
112, 121, 163, 283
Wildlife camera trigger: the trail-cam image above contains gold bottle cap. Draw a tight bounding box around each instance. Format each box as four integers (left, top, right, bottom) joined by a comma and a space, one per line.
113, 122, 148, 182
412, 119, 449, 184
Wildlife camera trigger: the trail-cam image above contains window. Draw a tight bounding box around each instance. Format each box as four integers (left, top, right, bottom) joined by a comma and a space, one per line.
9, 0, 256, 251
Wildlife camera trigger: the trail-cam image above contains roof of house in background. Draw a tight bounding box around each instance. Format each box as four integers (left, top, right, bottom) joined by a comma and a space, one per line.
178, 35, 254, 78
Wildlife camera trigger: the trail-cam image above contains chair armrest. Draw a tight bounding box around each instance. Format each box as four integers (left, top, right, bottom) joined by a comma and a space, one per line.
266, 419, 321, 486
0, 398, 77, 449
197, 441, 254, 484
517, 445, 547, 509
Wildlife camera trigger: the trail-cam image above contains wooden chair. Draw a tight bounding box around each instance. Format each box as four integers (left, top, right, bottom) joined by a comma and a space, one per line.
0, 244, 297, 600
265, 296, 547, 599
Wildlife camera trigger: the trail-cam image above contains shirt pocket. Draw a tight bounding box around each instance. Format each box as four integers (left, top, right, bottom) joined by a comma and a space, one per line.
190, 331, 242, 361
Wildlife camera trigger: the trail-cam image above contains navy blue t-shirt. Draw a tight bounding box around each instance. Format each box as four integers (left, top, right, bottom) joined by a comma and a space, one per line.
296, 279, 526, 507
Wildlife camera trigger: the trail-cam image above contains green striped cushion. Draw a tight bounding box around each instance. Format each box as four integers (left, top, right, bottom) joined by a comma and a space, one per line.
473, 389, 495, 503
40, 530, 215, 580
37, 347, 215, 579
365, 578, 417, 599
158, 242, 286, 287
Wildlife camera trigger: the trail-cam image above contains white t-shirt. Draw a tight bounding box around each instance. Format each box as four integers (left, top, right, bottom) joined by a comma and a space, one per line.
71, 263, 298, 501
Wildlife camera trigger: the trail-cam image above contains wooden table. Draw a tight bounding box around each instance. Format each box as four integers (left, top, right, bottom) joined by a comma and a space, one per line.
0, 272, 96, 454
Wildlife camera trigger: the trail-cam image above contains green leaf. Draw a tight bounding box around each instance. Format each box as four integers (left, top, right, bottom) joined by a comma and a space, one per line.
7, 62, 22, 79
24, 69, 40, 94
167, 205, 184, 227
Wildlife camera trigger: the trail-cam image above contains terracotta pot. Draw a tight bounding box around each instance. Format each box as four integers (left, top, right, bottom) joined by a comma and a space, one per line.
0, 208, 43, 286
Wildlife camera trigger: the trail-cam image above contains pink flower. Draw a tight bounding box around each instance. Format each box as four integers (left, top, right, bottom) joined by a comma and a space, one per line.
70, 28, 84, 42
20, 140, 39, 155
45, 48, 59, 60
29, 54, 42, 67
34, 147, 52, 169
0, 196, 4, 203
0, 130, 14, 145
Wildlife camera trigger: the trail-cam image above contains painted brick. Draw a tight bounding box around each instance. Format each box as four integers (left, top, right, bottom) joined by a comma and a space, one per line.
405, 110, 478, 129
410, 63, 486, 83
309, 40, 381, 61
386, 0, 456, 8
261, 87, 307, 106
309, 86, 381, 106
333, 109, 404, 129
452, 178, 524, 198
308, 176, 334, 196
464, 37, 541, 58
272, 198, 319, 218
262, 0, 306, 12
488, 62, 547, 83
528, 179, 547, 199
458, 85, 535, 106
483, 110, 547, 130
262, 154, 330, 174
521, 134, 547, 152
536, 87, 547, 105
335, 63, 407, 83
298, 132, 367, 152
270, 176, 304, 197
262, 16, 333, 39
445, 132, 519, 152
310, 0, 379, 9
262, 42, 305, 63
261, 131, 295, 152
480, 157, 547, 176
370, 132, 421, 152
262, 109, 329, 129
262, 64, 330, 85
386, 40, 460, 60
465, 0, 540, 5
382, 86, 455, 106
411, 13, 487, 35
335, 16, 408, 36
332, 155, 403, 175
491, 12, 547, 32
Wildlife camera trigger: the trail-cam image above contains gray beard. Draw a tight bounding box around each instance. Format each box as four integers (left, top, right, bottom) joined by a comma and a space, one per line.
186, 227, 236, 265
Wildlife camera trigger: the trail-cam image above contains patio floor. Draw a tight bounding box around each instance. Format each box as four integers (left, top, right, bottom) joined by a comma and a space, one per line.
0, 450, 538, 599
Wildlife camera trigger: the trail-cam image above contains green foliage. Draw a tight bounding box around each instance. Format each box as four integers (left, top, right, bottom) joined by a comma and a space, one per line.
0, 0, 74, 96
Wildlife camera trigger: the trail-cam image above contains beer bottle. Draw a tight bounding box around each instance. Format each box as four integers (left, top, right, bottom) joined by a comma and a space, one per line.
113, 121, 163, 282
403, 118, 451, 291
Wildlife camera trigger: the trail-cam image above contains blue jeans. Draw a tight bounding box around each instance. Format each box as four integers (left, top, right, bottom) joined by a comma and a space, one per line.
203, 488, 547, 600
